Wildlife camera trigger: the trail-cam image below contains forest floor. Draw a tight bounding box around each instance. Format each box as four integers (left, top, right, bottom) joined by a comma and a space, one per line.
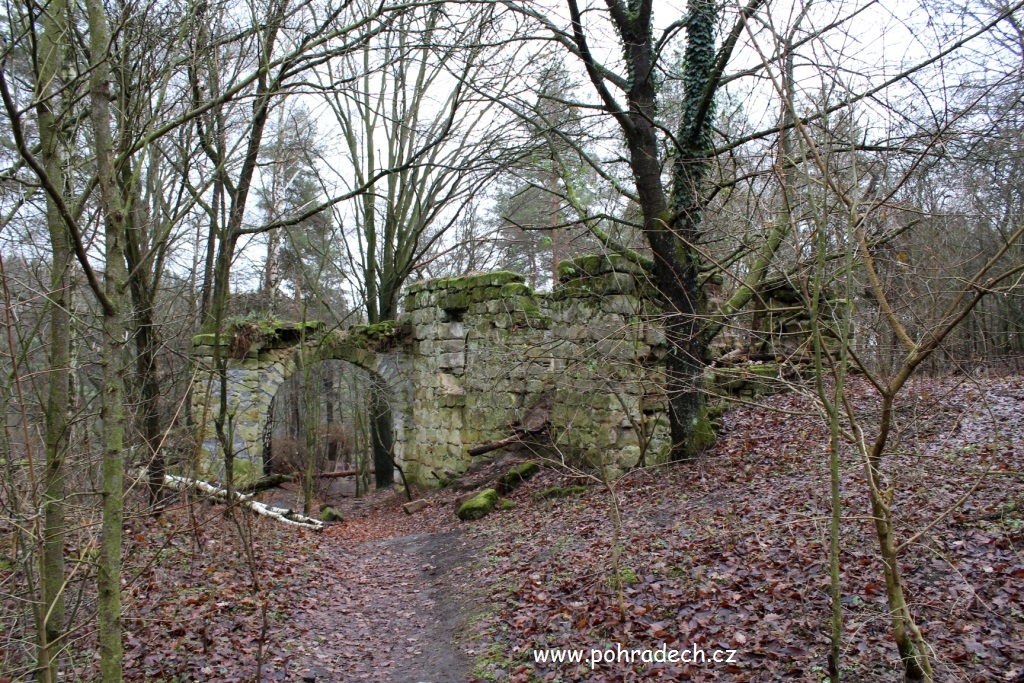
67, 374, 1023, 682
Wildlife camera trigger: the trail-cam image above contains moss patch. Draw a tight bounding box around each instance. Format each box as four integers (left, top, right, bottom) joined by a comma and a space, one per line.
232, 459, 262, 489
193, 319, 323, 353
456, 488, 499, 521
687, 405, 717, 454
608, 565, 639, 588
342, 320, 405, 350
557, 253, 649, 281
408, 271, 526, 294
536, 485, 588, 500
191, 332, 230, 347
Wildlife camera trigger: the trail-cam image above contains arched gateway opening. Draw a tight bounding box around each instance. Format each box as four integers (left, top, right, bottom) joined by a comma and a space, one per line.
190, 321, 412, 487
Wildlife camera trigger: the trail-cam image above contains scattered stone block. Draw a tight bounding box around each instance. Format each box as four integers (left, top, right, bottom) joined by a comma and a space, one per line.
403, 499, 430, 515
456, 488, 498, 521
319, 506, 344, 523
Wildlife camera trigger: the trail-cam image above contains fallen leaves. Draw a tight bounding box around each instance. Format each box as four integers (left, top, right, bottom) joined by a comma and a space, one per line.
465, 375, 1024, 682
7, 375, 1015, 682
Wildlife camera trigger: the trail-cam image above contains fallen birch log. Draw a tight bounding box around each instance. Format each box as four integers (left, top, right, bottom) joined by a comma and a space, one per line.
164, 475, 324, 531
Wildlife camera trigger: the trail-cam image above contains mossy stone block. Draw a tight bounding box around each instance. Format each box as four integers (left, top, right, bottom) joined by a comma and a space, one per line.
319, 506, 344, 522
192, 333, 229, 347
456, 488, 498, 521
232, 458, 262, 488
536, 485, 587, 500
688, 406, 717, 453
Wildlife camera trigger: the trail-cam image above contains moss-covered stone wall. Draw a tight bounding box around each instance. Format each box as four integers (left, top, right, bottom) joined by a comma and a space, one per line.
402, 257, 670, 484
191, 256, 671, 486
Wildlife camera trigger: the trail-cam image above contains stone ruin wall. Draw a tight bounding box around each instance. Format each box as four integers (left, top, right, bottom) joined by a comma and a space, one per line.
402, 256, 672, 484
191, 254, 674, 486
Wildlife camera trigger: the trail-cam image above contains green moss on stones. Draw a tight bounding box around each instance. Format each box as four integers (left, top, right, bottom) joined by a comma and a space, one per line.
194, 319, 322, 348
704, 400, 729, 421
495, 461, 540, 494
319, 506, 344, 522
747, 362, 780, 377
340, 320, 406, 352
232, 459, 262, 488
456, 488, 499, 521
499, 282, 532, 297
408, 271, 526, 295
498, 499, 515, 511
557, 253, 648, 281
536, 485, 587, 499
688, 405, 717, 453
439, 291, 472, 309
192, 333, 229, 347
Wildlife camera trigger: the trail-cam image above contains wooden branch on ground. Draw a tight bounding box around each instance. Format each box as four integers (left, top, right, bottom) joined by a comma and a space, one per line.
164, 475, 323, 530
469, 398, 552, 457
468, 433, 526, 457
318, 468, 375, 479
237, 473, 295, 493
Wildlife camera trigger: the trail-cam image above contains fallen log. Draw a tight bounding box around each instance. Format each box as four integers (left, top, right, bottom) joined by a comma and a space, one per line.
318, 468, 376, 479
163, 475, 323, 531
469, 397, 551, 457
237, 473, 294, 493
468, 433, 526, 457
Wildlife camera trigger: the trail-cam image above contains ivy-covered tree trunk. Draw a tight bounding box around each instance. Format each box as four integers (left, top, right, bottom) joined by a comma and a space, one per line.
665, 0, 718, 456
567, 0, 719, 457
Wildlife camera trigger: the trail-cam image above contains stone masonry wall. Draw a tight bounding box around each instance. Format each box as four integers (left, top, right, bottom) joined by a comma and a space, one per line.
399, 254, 671, 483
191, 255, 671, 486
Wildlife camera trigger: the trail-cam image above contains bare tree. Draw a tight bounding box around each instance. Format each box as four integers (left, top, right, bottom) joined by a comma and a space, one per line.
317, 2, 521, 486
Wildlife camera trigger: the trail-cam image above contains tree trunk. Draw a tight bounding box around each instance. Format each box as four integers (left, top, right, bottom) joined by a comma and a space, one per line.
88, 0, 129, 677
325, 371, 336, 461
568, 0, 719, 458
301, 319, 318, 516
866, 397, 932, 681
263, 394, 276, 475
37, 0, 71, 675
870, 495, 929, 681
371, 391, 394, 489
120, 154, 166, 508
136, 314, 164, 505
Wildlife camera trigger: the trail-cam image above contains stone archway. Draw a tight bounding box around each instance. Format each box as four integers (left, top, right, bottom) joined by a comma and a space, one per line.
191, 260, 679, 488
190, 321, 412, 485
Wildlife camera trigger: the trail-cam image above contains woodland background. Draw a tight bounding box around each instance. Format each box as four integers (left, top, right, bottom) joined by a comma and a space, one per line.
0, 0, 1022, 680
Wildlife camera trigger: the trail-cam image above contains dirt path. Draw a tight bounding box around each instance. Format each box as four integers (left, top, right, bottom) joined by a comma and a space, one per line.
271, 494, 480, 683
